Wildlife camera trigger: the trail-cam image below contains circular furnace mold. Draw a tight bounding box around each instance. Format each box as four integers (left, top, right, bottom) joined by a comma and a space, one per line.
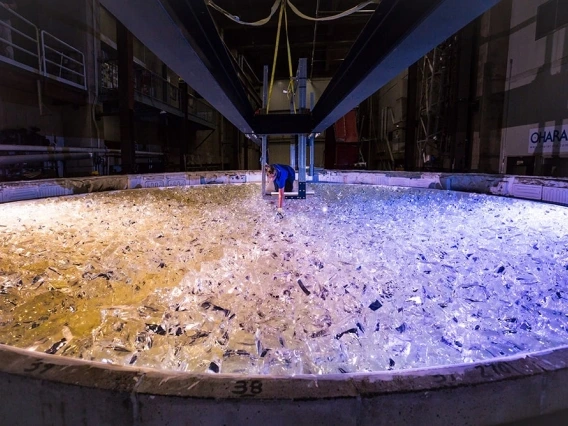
0, 170, 567, 426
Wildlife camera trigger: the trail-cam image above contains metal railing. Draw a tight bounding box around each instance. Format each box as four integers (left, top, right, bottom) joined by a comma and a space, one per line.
188, 93, 215, 123
101, 59, 216, 125
133, 64, 181, 110
101, 60, 181, 109
41, 30, 86, 90
100, 59, 117, 90
134, 65, 216, 123
0, 3, 41, 73
234, 53, 262, 109
0, 4, 86, 90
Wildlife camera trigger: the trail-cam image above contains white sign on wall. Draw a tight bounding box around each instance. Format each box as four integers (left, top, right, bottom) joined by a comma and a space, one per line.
529, 126, 568, 154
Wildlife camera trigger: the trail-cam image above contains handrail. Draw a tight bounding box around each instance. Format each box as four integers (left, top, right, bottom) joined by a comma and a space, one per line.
188, 92, 216, 123
0, 5, 87, 91
40, 30, 87, 90
133, 63, 181, 110
239, 54, 261, 84
230, 52, 262, 109
0, 3, 41, 73
101, 59, 216, 125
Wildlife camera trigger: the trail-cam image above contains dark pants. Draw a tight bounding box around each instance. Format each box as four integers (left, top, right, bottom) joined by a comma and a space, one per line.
275, 176, 294, 192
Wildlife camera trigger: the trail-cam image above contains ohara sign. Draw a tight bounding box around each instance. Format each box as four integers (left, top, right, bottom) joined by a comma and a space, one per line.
529, 125, 568, 154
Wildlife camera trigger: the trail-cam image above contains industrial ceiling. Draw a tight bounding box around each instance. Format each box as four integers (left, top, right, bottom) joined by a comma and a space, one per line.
100, 0, 501, 136
207, 0, 376, 80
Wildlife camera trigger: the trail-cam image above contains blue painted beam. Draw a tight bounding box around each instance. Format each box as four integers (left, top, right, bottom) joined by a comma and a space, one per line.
311, 0, 501, 133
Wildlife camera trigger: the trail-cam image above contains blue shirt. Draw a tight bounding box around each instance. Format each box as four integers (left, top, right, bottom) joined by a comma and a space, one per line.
273, 164, 295, 189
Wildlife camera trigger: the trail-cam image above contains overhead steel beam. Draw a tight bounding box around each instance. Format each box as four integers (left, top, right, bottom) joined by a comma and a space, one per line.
311, 0, 501, 133
99, 0, 255, 134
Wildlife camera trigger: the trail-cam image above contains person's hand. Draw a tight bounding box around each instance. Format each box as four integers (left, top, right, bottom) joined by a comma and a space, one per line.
276, 208, 284, 219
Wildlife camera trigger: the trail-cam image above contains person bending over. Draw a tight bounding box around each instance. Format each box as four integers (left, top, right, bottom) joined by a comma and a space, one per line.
265, 164, 295, 217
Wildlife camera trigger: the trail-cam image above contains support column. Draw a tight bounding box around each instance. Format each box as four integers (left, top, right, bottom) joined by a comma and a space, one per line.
452, 21, 477, 172
290, 142, 297, 170
475, 0, 512, 173
261, 135, 267, 195
262, 66, 269, 115
160, 110, 169, 169
161, 63, 168, 103
309, 92, 316, 177
308, 135, 315, 177
405, 62, 418, 171
234, 131, 241, 170
298, 135, 307, 197
117, 22, 135, 174
297, 58, 307, 198
261, 66, 268, 196
179, 80, 189, 170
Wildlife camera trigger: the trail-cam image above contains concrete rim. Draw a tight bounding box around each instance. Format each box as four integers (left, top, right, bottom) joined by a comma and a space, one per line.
1, 343, 568, 400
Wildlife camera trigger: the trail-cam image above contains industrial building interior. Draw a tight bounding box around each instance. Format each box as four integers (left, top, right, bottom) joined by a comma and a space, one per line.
1, 1, 568, 426
0, 0, 566, 181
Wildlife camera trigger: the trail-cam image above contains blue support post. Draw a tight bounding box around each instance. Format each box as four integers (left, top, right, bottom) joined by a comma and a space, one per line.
261, 135, 267, 195
261, 65, 269, 196
290, 143, 296, 170
262, 65, 268, 115
309, 92, 316, 177
297, 58, 307, 198
298, 135, 307, 198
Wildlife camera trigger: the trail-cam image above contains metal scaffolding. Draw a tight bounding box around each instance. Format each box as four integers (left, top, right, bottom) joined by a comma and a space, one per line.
416, 37, 458, 170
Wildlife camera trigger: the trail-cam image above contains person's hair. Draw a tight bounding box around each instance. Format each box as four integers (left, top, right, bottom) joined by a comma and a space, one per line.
265, 164, 275, 175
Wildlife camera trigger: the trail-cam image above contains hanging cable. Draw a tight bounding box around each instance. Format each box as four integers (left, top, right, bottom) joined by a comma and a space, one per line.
284, 3, 297, 114
287, 0, 378, 21
208, 0, 378, 26
266, 1, 285, 113
207, 0, 378, 112
309, 0, 320, 80
207, 0, 281, 26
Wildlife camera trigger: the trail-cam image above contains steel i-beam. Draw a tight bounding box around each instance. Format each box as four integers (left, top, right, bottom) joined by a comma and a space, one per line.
100, 0, 256, 135
312, 0, 501, 133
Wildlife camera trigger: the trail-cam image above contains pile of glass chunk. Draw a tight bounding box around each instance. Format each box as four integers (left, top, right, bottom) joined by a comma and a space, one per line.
0, 183, 567, 375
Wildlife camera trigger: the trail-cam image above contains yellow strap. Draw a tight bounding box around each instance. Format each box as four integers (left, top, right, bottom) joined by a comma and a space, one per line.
267, 0, 285, 113
284, 2, 296, 114
207, 0, 281, 27
286, 0, 377, 22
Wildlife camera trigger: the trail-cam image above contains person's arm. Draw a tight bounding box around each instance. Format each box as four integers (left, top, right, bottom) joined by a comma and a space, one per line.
276, 187, 284, 218
278, 187, 284, 210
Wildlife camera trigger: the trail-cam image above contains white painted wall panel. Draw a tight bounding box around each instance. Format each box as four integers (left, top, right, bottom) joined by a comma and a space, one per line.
510, 183, 543, 200
542, 186, 568, 204
503, 0, 568, 162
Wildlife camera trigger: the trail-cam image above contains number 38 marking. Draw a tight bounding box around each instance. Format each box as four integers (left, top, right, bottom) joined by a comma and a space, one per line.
232, 380, 263, 396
